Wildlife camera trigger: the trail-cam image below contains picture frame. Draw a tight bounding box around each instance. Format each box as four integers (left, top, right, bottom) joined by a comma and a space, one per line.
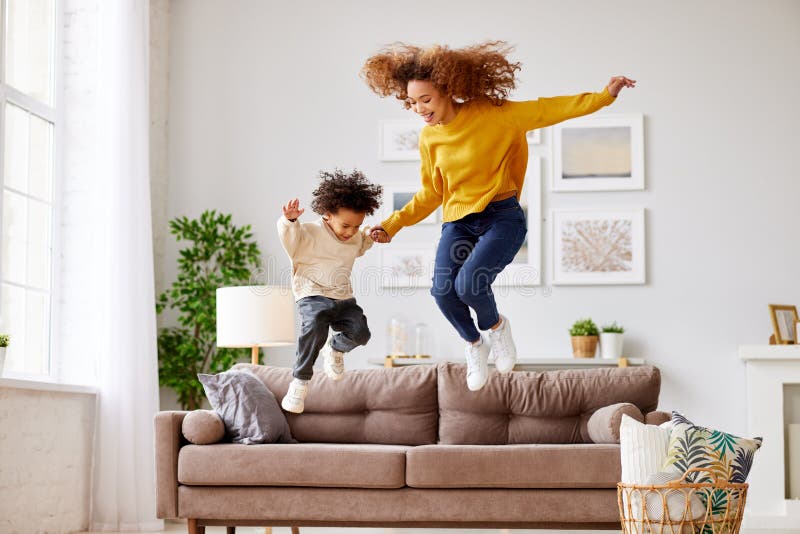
768, 304, 798, 344
494, 156, 542, 286
382, 183, 440, 225
551, 113, 644, 192
379, 119, 423, 161
551, 208, 646, 285
381, 245, 436, 288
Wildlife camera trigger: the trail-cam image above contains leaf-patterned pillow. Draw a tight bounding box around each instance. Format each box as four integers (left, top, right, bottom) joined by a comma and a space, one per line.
662, 411, 762, 484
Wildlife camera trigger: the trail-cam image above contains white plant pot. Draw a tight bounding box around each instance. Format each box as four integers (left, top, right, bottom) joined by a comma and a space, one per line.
0, 347, 5, 376
599, 333, 624, 359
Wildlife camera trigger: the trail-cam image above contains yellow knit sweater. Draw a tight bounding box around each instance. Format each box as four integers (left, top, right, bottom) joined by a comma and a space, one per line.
380, 87, 616, 237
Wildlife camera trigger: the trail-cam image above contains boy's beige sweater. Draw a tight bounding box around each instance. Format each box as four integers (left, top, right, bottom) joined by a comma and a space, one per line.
276, 216, 373, 301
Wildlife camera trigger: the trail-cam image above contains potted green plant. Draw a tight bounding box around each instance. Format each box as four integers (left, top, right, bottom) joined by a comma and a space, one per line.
156, 210, 262, 410
569, 318, 598, 358
600, 321, 625, 359
0, 334, 8, 375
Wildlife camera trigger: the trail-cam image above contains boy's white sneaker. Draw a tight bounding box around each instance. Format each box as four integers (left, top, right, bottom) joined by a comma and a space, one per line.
281, 378, 309, 414
321, 342, 345, 381
488, 315, 517, 373
464, 336, 490, 391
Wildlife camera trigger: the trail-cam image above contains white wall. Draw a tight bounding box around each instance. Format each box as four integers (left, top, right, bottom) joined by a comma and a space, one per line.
159, 0, 800, 433
0, 385, 95, 532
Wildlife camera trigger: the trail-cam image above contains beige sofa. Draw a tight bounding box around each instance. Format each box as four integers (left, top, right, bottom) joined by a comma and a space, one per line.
155, 363, 668, 533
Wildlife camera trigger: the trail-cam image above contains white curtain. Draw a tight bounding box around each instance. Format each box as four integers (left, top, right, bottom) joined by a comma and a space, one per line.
61, 0, 162, 530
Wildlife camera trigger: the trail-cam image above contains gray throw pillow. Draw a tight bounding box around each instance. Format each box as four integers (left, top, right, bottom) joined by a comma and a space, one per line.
198, 370, 296, 445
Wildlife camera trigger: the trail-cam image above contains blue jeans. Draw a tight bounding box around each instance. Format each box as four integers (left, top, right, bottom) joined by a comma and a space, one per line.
431, 197, 527, 343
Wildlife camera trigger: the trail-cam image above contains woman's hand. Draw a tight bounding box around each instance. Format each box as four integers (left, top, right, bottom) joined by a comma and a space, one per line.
282, 198, 304, 220
606, 76, 636, 97
369, 225, 391, 243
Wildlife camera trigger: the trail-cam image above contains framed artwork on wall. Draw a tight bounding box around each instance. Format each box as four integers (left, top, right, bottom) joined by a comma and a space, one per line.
551, 113, 644, 192
379, 119, 423, 161
381, 245, 436, 288
382, 183, 440, 225
551, 208, 646, 285
494, 156, 542, 287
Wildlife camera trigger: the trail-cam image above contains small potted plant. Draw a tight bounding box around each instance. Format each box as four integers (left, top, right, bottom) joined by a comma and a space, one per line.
600, 322, 625, 359
569, 318, 599, 358
0, 334, 9, 375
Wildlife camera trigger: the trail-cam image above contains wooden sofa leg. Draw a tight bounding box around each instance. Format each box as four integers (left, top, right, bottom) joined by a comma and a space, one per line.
291, 528, 300, 534
226, 527, 235, 534
187, 519, 205, 534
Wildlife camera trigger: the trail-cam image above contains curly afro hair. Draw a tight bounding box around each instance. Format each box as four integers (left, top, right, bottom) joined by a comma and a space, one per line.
360, 40, 521, 108
310, 169, 383, 216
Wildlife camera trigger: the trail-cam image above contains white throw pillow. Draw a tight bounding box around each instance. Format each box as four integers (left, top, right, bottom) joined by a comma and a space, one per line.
620, 414, 672, 484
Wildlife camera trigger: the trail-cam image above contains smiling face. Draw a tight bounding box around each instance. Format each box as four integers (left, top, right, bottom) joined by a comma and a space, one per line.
323, 208, 366, 241
406, 79, 457, 126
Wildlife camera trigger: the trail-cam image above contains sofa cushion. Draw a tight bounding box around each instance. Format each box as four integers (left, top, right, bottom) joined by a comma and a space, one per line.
437, 363, 661, 445
182, 409, 225, 445
406, 444, 621, 488
178, 443, 409, 489
587, 402, 644, 444
232, 363, 438, 445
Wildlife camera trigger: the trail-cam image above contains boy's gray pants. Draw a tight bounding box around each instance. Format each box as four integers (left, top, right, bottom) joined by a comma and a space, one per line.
293, 295, 371, 380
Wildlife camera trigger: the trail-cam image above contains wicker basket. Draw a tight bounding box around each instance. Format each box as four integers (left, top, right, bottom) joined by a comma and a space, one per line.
617, 468, 748, 534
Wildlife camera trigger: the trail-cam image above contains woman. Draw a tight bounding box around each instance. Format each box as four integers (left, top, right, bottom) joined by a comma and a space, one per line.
363, 41, 635, 391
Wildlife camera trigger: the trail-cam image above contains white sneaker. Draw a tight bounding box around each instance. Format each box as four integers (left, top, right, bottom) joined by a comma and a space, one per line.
321, 342, 345, 381
464, 336, 490, 391
281, 378, 309, 413
488, 315, 517, 373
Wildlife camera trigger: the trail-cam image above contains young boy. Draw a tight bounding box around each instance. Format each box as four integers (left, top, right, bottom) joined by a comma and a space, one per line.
277, 169, 382, 413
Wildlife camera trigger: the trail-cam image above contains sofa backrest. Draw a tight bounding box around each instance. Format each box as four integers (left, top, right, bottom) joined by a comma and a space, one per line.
233, 363, 438, 445
437, 363, 661, 445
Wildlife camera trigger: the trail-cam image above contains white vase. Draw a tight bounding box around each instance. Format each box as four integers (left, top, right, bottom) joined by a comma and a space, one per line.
599, 333, 624, 359
0, 347, 5, 376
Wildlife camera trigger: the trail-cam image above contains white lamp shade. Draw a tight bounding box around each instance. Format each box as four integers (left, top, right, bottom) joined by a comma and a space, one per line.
216, 286, 295, 347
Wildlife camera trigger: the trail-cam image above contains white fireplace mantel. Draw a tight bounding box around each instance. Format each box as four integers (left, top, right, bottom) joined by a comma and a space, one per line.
739, 344, 800, 530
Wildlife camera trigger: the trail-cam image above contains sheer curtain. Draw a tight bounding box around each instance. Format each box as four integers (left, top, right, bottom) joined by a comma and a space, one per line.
61, 0, 162, 530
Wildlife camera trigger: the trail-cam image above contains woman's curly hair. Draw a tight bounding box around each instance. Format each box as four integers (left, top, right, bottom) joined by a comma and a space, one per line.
310, 169, 383, 216
360, 40, 521, 108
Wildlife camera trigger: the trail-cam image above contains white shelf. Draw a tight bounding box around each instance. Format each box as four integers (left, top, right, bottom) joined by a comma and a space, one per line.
367, 357, 645, 370
739, 345, 800, 360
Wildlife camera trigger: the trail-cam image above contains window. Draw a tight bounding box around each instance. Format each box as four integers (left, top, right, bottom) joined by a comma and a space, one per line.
1, 0, 57, 376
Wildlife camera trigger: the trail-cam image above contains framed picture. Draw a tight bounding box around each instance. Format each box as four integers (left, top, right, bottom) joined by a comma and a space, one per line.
768, 304, 798, 344
381, 245, 435, 288
494, 156, 542, 286
526, 129, 541, 144
380, 119, 423, 161
551, 208, 646, 285
551, 113, 644, 192
382, 183, 440, 225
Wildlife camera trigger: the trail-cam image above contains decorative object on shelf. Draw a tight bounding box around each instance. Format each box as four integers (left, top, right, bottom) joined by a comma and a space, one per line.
600, 321, 625, 359
216, 285, 295, 365
552, 208, 646, 285
494, 156, 542, 287
381, 245, 436, 288
413, 322, 431, 357
525, 129, 541, 144
551, 113, 644, 192
768, 303, 798, 344
570, 318, 599, 358
156, 210, 263, 410
0, 334, 8, 376
379, 119, 423, 161
382, 182, 440, 225
387, 316, 409, 356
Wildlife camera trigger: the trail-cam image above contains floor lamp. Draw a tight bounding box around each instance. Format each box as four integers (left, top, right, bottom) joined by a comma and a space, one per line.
216, 285, 295, 365
216, 285, 298, 534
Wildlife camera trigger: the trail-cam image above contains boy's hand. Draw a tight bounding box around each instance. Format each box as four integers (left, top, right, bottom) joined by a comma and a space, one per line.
606, 76, 636, 97
282, 198, 304, 220
369, 226, 391, 243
